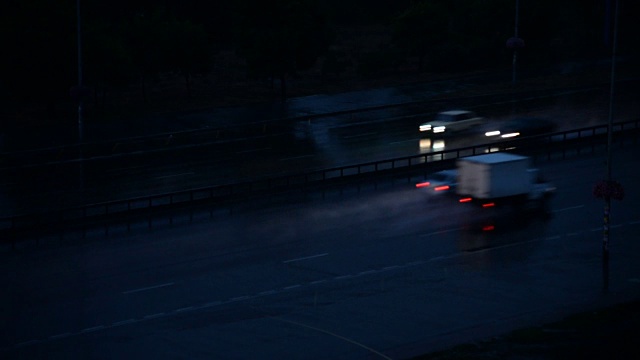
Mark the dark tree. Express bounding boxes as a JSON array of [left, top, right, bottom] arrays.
[[165, 19, 211, 97], [392, 0, 448, 71], [233, 0, 333, 100]]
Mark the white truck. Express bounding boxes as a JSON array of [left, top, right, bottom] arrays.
[[455, 153, 555, 214]]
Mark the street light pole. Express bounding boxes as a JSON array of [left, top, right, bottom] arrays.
[[512, 0, 520, 84], [603, 0, 620, 293], [76, 0, 83, 143]]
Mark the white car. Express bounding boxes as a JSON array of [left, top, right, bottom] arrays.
[[416, 169, 458, 194], [419, 110, 484, 135]]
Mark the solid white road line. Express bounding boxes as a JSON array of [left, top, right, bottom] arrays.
[[122, 282, 174, 294]]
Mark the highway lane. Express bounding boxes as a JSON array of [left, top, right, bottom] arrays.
[[2, 146, 639, 359], [3, 84, 638, 218]]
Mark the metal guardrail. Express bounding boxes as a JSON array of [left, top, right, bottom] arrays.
[[1, 118, 638, 246], [0, 84, 605, 168]]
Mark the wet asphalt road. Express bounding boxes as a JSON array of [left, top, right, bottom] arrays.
[[1, 142, 639, 359]]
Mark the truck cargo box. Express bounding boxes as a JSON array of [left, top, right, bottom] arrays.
[[456, 153, 533, 199]]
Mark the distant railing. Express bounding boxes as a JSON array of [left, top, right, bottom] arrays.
[[1, 118, 638, 246], [0, 85, 604, 167]]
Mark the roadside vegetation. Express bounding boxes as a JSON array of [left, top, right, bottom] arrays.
[[1, 0, 637, 128]]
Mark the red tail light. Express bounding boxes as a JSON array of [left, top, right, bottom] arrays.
[[459, 197, 472, 203], [434, 185, 450, 191], [416, 182, 430, 188], [482, 225, 495, 231], [482, 202, 495, 208]]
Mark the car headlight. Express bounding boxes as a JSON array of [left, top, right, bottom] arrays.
[[501, 132, 520, 138], [485, 130, 501, 137], [433, 126, 446, 133], [419, 124, 432, 132]]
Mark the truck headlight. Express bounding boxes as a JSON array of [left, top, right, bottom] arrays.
[[433, 126, 446, 133]]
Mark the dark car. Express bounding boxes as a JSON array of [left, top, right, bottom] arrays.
[[484, 117, 556, 139]]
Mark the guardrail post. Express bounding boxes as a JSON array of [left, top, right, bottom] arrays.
[[82, 207, 86, 239], [189, 191, 194, 222], [577, 132, 582, 155], [168, 195, 174, 225], [11, 219, 16, 250], [104, 204, 109, 236], [57, 211, 64, 242]]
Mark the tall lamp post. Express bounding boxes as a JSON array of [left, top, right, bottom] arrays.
[[76, 0, 83, 143], [603, 0, 621, 293], [506, 0, 524, 84]]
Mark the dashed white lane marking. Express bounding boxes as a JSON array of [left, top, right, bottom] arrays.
[[552, 205, 585, 213], [279, 154, 314, 161], [236, 147, 271, 154], [122, 282, 174, 294], [283, 253, 329, 264], [335, 275, 353, 280], [358, 270, 376, 276], [16, 340, 41, 347], [18, 221, 640, 350], [112, 319, 136, 327], [420, 229, 458, 237], [388, 139, 415, 145], [407, 261, 425, 266], [81, 325, 105, 333], [343, 132, 376, 139], [144, 313, 165, 320], [155, 172, 194, 180]]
